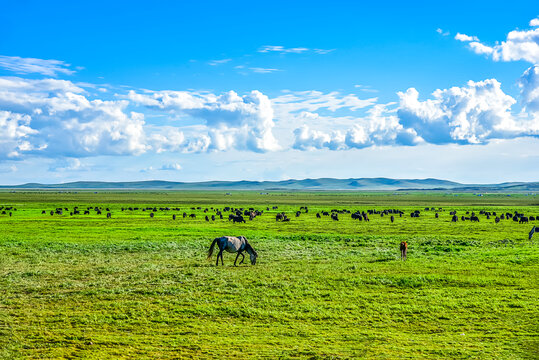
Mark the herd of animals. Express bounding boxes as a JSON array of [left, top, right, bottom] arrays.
[[1, 204, 538, 265]]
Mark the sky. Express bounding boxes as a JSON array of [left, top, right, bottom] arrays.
[[0, 0, 538, 184]]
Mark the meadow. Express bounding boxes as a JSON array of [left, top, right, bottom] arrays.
[[0, 191, 538, 359]]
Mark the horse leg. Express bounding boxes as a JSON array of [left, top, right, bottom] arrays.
[[216, 250, 223, 266], [234, 252, 241, 266], [220, 250, 225, 266], [239, 252, 245, 264]]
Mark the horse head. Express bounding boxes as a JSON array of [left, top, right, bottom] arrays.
[[242, 238, 258, 265]]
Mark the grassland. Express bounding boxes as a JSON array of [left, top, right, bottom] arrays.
[[0, 191, 538, 359]]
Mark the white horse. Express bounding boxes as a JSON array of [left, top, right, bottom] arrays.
[[207, 236, 258, 266]]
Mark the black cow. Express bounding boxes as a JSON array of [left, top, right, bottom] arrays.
[[231, 215, 246, 223]]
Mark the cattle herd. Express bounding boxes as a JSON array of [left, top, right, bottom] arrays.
[[0, 204, 536, 229]]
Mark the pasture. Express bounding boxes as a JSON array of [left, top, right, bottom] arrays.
[[0, 191, 538, 359]]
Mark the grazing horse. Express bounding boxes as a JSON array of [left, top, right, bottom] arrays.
[[207, 236, 258, 266], [400, 241, 408, 261]]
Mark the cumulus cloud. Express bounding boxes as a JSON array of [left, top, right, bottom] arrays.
[[48, 158, 86, 172], [127, 89, 280, 152], [0, 110, 38, 158], [455, 33, 478, 42], [519, 65, 539, 112], [398, 79, 538, 144], [0, 77, 147, 159], [292, 78, 539, 151], [455, 19, 539, 63], [159, 163, 182, 171], [292, 104, 420, 150], [0, 55, 75, 76]]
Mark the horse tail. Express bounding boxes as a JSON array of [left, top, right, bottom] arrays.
[[208, 238, 219, 260]]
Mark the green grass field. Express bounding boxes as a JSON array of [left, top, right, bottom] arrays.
[[0, 191, 538, 359]]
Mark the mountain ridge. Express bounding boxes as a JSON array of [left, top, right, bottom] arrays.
[[0, 178, 537, 191]]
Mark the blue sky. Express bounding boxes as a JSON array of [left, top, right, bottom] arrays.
[[0, 1, 538, 184]]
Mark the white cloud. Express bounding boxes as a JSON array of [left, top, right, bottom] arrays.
[[291, 78, 539, 151], [456, 19, 539, 63], [0, 77, 148, 159], [249, 67, 281, 74], [397, 79, 538, 144], [159, 163, 182, 171], [436, 28, 450, 36], [0, 164, 17, 173], [48, 158, 86, 172], [258, 45, 333, 55], [208, 59, 232, 66], [258, 45, 309, 54], [0, 110, 38, 158], [519, 65, 539, 113], [313, 49, 335, 54], [455, 33, 479, 42], [292, 104, 420, 150], [354, 85, 379, 93], [127, 89, 280, 152], [272, 90, 378, 115], [0, 55, 75, 76]]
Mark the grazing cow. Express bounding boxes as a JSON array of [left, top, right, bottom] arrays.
[[231, 215, 246, 223], [470, 215, 480, 222], [495, 217, 500, 223], [520, 216, 529, 224], [212, 215, 215, 221], [331, 213, 339, 221], [276, 213, 285, 221], [435, 213, 439, 219], [400, 242, 408, 260], [316, 213, 321, 218], [205, 215, 209, 222], [150, 213, 154, 218], [189, 214, 196, 219], [390, 215, 394, 223], [451, 215, 458, 222], [172, 214, 176, 220], [41, 210, 46, 214], [106, 213, 111, 219]]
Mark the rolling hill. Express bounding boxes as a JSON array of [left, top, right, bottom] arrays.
[[1, 178, 538, 191]]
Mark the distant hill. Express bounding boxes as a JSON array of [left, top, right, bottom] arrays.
[[1, 178, 538, 192]]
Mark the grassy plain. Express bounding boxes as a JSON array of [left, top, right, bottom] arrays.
[[0, 191, 538, 359]]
